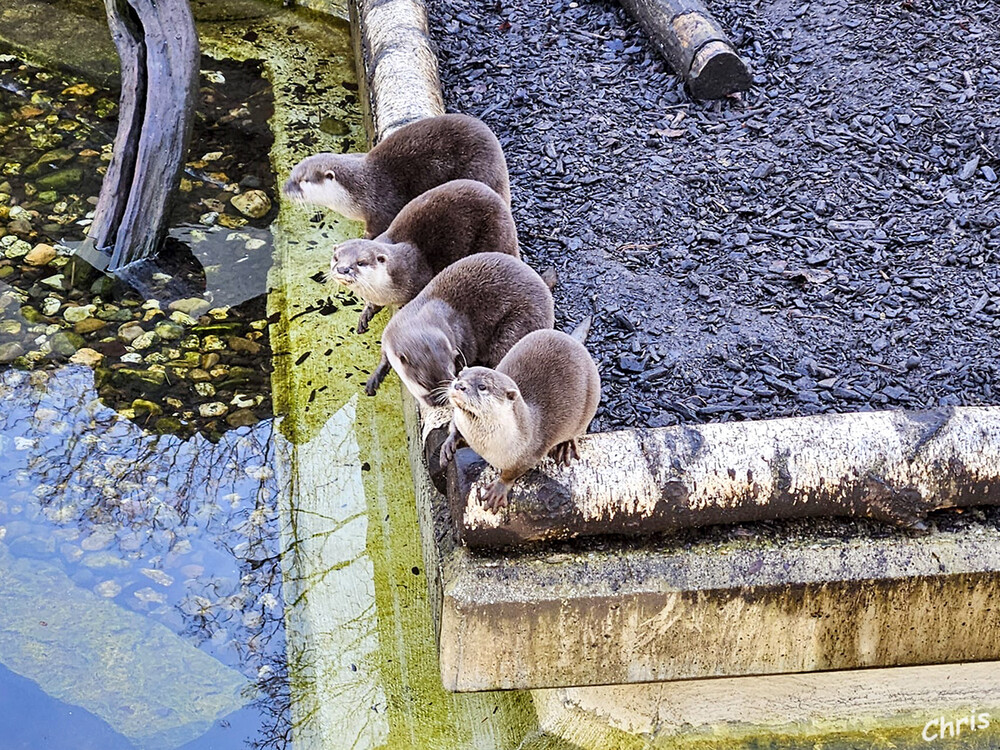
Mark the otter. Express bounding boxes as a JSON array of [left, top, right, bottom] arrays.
[[283, 114, 511, 237], [439, 329, 601, 511], [328, 179, 520, 333], [364, 252, 553, 407]]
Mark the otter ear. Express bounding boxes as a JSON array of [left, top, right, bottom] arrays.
[[324, 171, 335, 181], [505, 388, 517, 401], [376, 254, 387, 264]]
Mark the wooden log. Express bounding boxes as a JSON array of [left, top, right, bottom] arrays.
[[350, 0, 445, 144], [618, 0, 751, 99], [82, 0, 199, 272], [448, 406, 1000, 548]]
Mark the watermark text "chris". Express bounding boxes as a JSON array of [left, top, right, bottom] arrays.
[[923, 712, 990, 742]]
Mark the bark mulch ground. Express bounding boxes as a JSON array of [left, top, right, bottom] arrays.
[[426, 0, 1000, 433]]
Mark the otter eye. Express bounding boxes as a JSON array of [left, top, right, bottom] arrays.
[[357, 259, 368, 267], [477, 383, 488, 393], [324, 171, 335, 181], [398, 353, 407, 365]]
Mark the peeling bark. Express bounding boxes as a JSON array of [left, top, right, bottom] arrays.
[[618, 0, 751, 99], [448, 407, 1000, 547], [81, 0, 199, 272]]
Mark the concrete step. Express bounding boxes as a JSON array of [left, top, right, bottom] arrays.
[[403, 390, 1000, 692]]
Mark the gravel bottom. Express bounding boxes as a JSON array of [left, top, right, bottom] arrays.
[[426, 0, 1000, 432], [0, 56, 277, 441]]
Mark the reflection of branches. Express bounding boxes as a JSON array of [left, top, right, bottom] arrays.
[[0, 367, 293, 750]]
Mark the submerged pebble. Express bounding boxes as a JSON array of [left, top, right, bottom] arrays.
[[230, 189, 271, 219], [24, 242, 56, 265], [198, 401, 228, 417], [94, 580, 122, 598]]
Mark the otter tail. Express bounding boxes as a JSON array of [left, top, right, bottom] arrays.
[[570, 315, 592, 344]]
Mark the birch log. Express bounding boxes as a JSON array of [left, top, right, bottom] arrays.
[[448, 406, 1000, 548], [350, 0, 445, 144], [80, 0, 199, 272], [618, 0, 751, 99]]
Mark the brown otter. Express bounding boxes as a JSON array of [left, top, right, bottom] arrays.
[[364, 252, 554, 407], [282, 114, 511, 237], [328, 179, 520, 333], [439, 329, 601, 511]]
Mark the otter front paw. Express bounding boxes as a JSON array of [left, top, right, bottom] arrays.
[[480, 479, 510, 512], [439, 432, 459, 467], [356, 303, 383, 335], [365, 355, 391, 396], [548, 439, 579, 466]]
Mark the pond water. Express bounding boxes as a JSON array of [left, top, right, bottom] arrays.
[[0, 51, 291, 750], [0, 6, 544, 749]]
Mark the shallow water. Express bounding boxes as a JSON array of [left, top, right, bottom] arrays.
[[0, 367, 289, 750], [0, 51, 292, 750]]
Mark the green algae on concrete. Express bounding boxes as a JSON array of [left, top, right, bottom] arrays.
[[0, 541, 249, 750], [542, 663, 1000, 749]]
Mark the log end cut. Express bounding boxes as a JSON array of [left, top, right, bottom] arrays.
[[688, 40, 752, 99]]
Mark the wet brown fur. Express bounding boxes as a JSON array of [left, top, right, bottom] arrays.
[[331, 179, 520, 331], [441, 329, 600, 509]]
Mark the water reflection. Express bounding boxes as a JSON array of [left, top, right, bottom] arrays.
[[275, 396, 389, 750], [0, 365, 291, 749]]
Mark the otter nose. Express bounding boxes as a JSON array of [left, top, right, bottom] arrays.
[[336, 265, 352, 276], [453, 381, 467, 392]]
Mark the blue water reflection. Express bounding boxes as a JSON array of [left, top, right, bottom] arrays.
[[0, 366, 291, 750]]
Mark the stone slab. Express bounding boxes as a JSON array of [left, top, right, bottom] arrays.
[[0, 541, 248, 750], [537, 661, 1000, 748], [422, 440, 1000, 692]]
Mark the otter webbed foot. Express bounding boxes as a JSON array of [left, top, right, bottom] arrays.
[[365, 353, 391, 396], [480, 478, 510, 512], [356, 303, 383, 335], [548, 439, 579, 467]]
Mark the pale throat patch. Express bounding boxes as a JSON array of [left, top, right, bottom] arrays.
[[298, 178, 365, 220], [354, 262, 397, 306], [385, 346, 431, 403], [454, 399, 524, 469]]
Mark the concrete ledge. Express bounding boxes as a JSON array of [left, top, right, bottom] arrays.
[[539, 661, 1000, 748], [435, 499, 1000, 691]]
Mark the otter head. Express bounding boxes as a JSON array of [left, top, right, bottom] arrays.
[[448, 367, 520, 419], [384, 325, 463, 408], [328, 239, 397, 305], [282, 154, 365, 220]]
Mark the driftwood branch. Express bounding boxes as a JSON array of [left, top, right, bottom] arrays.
[[618, 0, 751, 99], [80, 0, 199, 272], [448, 406, 1000, 547]]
